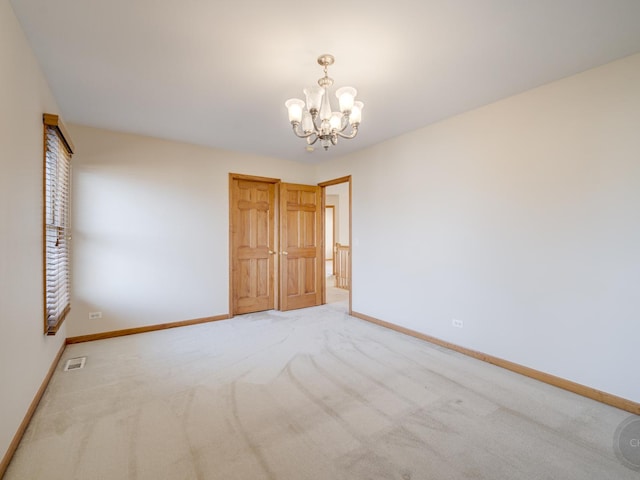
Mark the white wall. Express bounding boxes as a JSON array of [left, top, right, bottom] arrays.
[[0, 0, 67, 463], [316, 53, 640, 403], [67, 125, 315, 337], [325, 183, 350, 245], [324, 196, 337, 258]]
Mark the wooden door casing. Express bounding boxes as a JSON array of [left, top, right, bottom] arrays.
[[279, 183, 323, 311], [230, 177, 276, 315]]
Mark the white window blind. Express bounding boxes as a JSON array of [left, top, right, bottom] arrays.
[[43, 114, 74, 335]]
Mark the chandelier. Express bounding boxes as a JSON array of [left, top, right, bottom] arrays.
[[285, 54, 363, 151]]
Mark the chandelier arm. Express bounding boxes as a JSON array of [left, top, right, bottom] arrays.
[[307, 135, 320, 146], [291, 122, 315, 139], [311, 113, 320, 136], [335, 125, 359, 140]]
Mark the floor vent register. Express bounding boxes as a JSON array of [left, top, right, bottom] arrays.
[[63, 356, 87, 371]]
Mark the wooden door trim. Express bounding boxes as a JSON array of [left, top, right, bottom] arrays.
[[229, 173, 280, 317], [321, 192, 327, 304], [318, 175, 351, 187], [230, 173, 280, 183]]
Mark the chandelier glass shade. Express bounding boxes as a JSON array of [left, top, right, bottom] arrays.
[[285, 54, 363, 151]]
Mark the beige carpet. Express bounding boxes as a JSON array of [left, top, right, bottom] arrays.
[[5, 304, 635, 479], [326, 275, 349, 305]]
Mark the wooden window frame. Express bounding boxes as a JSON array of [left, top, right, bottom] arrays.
[[43, 114, 74, 335]]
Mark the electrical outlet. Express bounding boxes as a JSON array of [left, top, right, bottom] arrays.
[[452, 318, 463, 328], [89, 312, 102, 320]]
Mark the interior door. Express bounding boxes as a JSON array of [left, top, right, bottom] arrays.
[[230, 177, 276, 314], [279, 183, 323, 311]]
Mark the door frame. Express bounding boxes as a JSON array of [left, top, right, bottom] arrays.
[[318, 175, 352, 315]]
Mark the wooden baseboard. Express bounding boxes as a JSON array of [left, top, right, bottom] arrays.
[[65, 314, 230, 344], [351, 311, 640, 415], [0, 341, 66, 478]]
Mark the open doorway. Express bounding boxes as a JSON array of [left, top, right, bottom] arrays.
[[321, 177, 351, 312]]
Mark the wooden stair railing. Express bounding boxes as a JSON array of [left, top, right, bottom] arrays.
[[335, 243, 350, 290]]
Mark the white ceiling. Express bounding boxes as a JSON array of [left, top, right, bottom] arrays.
[[10, 0, 640, 163]]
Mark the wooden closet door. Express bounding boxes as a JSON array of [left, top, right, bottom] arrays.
[[231, 178, 276, 314], [279, 183, 323, 311]]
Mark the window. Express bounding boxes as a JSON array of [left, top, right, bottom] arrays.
[[43, 114, 74, 335]]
